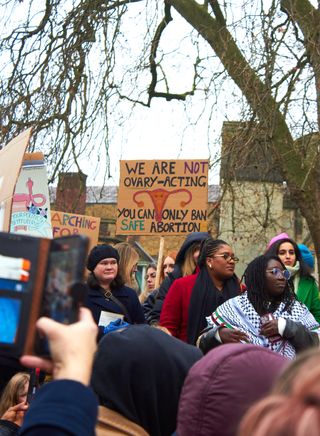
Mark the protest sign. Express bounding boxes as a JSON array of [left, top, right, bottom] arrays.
[[51, 210, 100, 250], [11, 152, 53, 238], [0, 128, 32, 231], [116, 159, 209, 235]]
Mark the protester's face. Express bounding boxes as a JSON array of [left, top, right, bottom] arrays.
[[94, 258, 118, 284], [145, 267, 156, 291], [18, 381, 29, 404], [265, 259, 287, 298], [277, 242, 296, 267], [207, 244, 236, 279], [163, 256, 175, 277]]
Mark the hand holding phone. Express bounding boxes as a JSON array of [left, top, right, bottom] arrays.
[[21, 308, 98, 386], [35, 236, 89, 356], [0, 402, 29, 426]]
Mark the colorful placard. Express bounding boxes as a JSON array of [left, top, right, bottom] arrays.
[[11, 153, 52, 238], [51, 210, 100, 250], [0, 128, 32, 231], [116, 160, 209, 235]]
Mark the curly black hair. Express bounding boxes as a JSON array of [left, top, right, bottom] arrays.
[[243, 254, 296, 315]]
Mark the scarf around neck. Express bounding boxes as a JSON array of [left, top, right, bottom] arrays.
[[207, 292, 320, 359], [286, 261, 300, 277], [286, 261, 300, 294], [187, 268, 240, 345]]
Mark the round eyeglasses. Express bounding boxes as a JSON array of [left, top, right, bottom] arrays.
[[266, 267, 291, 280]]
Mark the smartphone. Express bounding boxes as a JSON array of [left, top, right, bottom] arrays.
[[35, 235, 89, 356], [26, 368, 40, 404], [0, 233, 89, 358], [0, 232, 42, 358]]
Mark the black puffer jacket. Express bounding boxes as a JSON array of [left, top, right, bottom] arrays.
[[147, 232, 209, 324]]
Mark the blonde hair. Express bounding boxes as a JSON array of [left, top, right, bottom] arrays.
[[0, 372, 30, 416], [181, 243, 199, 277], [239, 356, 320, 436], [114, 242, 139, 289], [273, 348, 320, 396]]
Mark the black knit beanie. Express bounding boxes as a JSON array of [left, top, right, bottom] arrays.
[[87, 244, 120, 271]]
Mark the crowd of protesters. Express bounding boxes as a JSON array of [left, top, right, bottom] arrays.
[[1, 231, 320, 435]]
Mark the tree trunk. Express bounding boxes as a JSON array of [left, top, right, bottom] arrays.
[[168, 0, 320, 270]]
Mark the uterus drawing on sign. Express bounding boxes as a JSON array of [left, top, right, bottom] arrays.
[[12, 177, 46, 214], [133, 189, 192, 223]]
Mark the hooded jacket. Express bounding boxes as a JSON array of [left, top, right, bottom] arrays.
[[91, 324, 202, 436], [177, 343, 288, 436]]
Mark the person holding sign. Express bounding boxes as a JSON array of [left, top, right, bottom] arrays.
[[85, 245, 145, 339], [160, 237, 242, 344]]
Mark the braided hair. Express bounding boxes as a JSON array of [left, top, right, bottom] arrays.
[[187, 237, 240, 344], [197, 238, 229, 267], [243, 254, 295, 315]]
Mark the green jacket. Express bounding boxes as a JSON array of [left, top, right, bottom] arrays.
[[296, 276, 320, 323]]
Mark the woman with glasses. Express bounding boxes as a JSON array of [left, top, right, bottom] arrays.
[[265, 233, 320, 323], [199, 254, 320, 358], [160, 237, 242, 344], [147, 232, 209, 325]]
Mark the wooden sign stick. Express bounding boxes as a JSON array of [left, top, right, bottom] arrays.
[[155, 236, 165, 289]]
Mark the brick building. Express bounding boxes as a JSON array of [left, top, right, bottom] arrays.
[[50, 121, 313, 276]]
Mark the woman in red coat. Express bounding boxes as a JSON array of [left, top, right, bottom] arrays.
[[160, 237, 242, 344]]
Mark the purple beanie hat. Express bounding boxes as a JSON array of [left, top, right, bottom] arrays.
[[267, 232, 290, 250]]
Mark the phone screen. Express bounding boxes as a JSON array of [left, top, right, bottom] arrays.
[[42, 244, 80, 323], [36, 236, 88, 355], [0, 297, 21, 344]]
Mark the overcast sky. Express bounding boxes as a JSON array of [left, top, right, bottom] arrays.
[[78, 4, 231, 188], [3, 1, 242, 188]]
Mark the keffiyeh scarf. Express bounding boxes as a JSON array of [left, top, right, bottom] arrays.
[[207, 293, 320, 359]]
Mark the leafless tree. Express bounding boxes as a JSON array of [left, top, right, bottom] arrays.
[[1, 0, 320, 264], [166, 0, 320, 266]]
